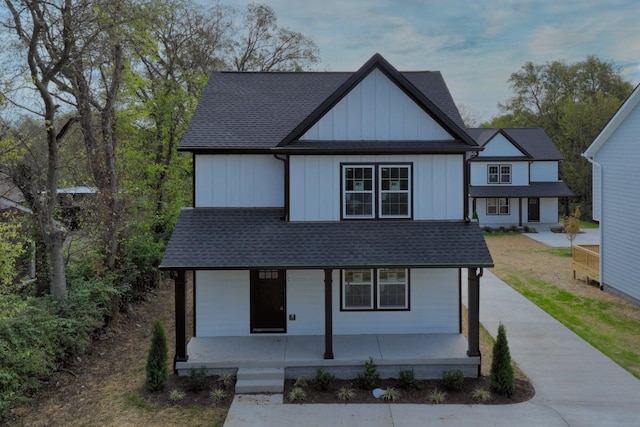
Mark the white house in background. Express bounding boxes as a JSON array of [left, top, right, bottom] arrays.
[[583, 84, 640, 305], [160, 54, 493, 383], [466, 128, 573, 226]]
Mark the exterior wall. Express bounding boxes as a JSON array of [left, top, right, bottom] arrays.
[[592, 163, 601, 221], [195, 154, 284, 207], [289, 154, 463, 221], [538, 198, 558, 223], [472, 197, 558, 225], [594, 100, 640, 302], [477, 133, 525, 157], [195, 268, 460, 337], [469, 161, 528, 186], [530, 161, 558, 181], [300, 69, 452, 141]]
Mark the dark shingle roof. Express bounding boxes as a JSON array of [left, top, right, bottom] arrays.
[[179, 55, 471, 151], [469, 182, 573, 198], [467, 128, 564, 161], [160, 208, 494, 270]]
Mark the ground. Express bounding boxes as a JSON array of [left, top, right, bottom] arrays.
[[7, 233, 624, 424]]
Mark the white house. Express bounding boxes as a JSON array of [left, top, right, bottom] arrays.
[[160, 54, 493, 383], [583, 84, 640, 305], [467, 128, 573, 227]]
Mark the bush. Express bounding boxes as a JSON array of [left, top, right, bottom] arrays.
[[427, 388, 446, 404], [188, 366, 208, 391], [399, 368, 419, 390], [441, 369, 465, 392], [336, 386, 356, 401], [145, 320, 169, 392], [169, 389, 185, 403], [380, 387, 400, 402], [210, 388, 227, 403], [490, 323, 515, 396], [358, 357, 379, 389], [288, 387, 307, 402], [472, 387, 492, 403], [314, 368, 336, 391]]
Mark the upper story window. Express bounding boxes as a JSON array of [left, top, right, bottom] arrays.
[[488, 164, 511, 184], [342, 164, 412, 219]]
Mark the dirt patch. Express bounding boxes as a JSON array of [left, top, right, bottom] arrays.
[[283, 377, 534, 405]]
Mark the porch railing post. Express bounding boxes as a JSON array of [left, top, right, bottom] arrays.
[[467, 268, 481, 360], [174, 269, 188, 372], [324, 268, 334, 359]]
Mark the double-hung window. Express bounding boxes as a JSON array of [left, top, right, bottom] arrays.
[[488, 164, 511, 184], [487, 197, 509, 215], [342, 268, 409, 310], [343, 164, 412, 219]]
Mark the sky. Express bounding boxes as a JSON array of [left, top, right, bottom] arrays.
[[222, 0, 640, 122]]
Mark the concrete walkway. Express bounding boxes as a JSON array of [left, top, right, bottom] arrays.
[[223, 269, 640, 426], [524, 227, 600, 247]]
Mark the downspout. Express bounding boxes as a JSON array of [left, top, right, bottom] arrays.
[[274, 154, 289, 221], [584, 156, 603, 290]]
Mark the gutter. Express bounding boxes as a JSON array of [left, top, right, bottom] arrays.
[[583, 155, 603, 290]]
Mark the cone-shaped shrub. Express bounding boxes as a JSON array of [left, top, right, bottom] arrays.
[[146, 320, 169, 391], [490, 323, 514, 396]]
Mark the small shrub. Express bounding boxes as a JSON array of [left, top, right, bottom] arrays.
[[293, 377, 308, 388], [441, 369, 465, 392], [509, 225, 518, 232], [314, 368, 336, 391], [399, 368, 419, 390], [209, 388, 227, 403], [482, 226, 492, 233], [288, 387, 307, 402], [427, 388, 446, 404], [188, 366, 208, 391], [336, 386, 356, 401], [358, 357, 379, 389], [472, 211, 479, 220], [499, 226, 506, 233], [145, 320, 168, 392], [523, 226, 530, 233], [380, 387, 400, 402], [490, 323, 515, 396], [169, 389, 185, 403], [472, 387, 492, 403], [216, 373, 236, 390]]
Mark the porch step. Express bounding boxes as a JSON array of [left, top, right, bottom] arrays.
[[235, 367, 284, 393]]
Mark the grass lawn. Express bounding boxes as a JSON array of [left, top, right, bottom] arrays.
[[580, 220, 600, 229], [485, 233, 640, 380]]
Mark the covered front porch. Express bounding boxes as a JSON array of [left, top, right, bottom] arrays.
[[175, 333, 479, 379]]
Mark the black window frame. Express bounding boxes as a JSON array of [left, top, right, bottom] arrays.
[[486, 197, 510, 215], [487, 164, 511, 184], [340, 268, 410, 311]]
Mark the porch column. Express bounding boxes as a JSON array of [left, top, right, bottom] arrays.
[[324, 268, 334, 359], [174, 269, 188, 371], [467, 268, 481, 359], [518, 197, 523, 227]]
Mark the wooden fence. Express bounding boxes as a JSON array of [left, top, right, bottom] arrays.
[[572, 244, 600, 284]]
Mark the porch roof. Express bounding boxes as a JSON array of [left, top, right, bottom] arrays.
[[160, 208, 494, 270], [469, 181, 573, 198]]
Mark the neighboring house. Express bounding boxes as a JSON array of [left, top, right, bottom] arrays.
[[467, 128, 573, 226], [160, 54, 493, 380], [583, 84, 640, 305]]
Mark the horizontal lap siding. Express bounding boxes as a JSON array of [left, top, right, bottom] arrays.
[[597, 103, 640, 301]]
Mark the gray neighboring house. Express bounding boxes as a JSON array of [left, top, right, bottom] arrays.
[[583, 84, 640, 305], [467, 128, 573, 227], [160, 54, 493, 378]]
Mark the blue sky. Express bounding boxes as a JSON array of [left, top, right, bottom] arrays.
[[223, 0, 640, 122]]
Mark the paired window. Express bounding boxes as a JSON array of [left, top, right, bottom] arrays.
[[488, 164, 511, 184], [342, 164, 412, 219], [342, 268, 409, 310], [487, 198, 510, 215]]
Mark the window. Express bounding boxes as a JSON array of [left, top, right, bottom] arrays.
[[487, 198, 509, 215], [342, 268, 409, 310], [488, 164, 511, 184], [342, 164, 412, 219]]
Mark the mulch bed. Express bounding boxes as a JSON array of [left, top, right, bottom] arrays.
[[139, 375, 235, 408]]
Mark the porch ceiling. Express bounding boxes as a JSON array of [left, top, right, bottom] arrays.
[[160, 208, 494, 270]]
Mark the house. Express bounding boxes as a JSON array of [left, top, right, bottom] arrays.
[[160, 54, 494, 384], [466, 128, 573, 227], [583, 84, 640, 305]]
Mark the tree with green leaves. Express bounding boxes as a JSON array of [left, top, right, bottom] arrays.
[[145, 320, 168, 392], [565, 206, 581, 253], [490, 323, 514, 396], [486, 56, 634, 217]]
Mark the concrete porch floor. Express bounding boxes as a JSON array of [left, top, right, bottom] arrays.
[[175, 334, 479, 379]]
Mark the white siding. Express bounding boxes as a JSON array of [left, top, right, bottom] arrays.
[[470, 161, 528, 186], [196, 271, 250, 336], [530, 161, 558, 182], [537, 198, 558, 223], [195, 155, 284, 207], [478, 134, 525, 157], [286, 270, 325, 335], [300, 69, 453, 141], [289, 154, 463, 221], [474, 198, 520, 225], [595, 101, 640, 302], [592, 163, 601, 221]]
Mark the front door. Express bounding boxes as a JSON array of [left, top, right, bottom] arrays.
[[528, 198, 540, 222], [250, 269, 286, 333]]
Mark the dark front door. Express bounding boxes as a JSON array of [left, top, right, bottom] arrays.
[[251, 269, 286, 333], [528, 198, 540, 222]]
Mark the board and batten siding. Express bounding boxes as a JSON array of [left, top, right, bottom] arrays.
[[469, 161, 528, 186], [289, 154, 463, 221], [195, 154, 284, 207], [595, 100, 640, 302], [530, 161, 558, 182], [195, 269, 460, 337], [300, 69, 453, 141], [477, 134, 525, 157]]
